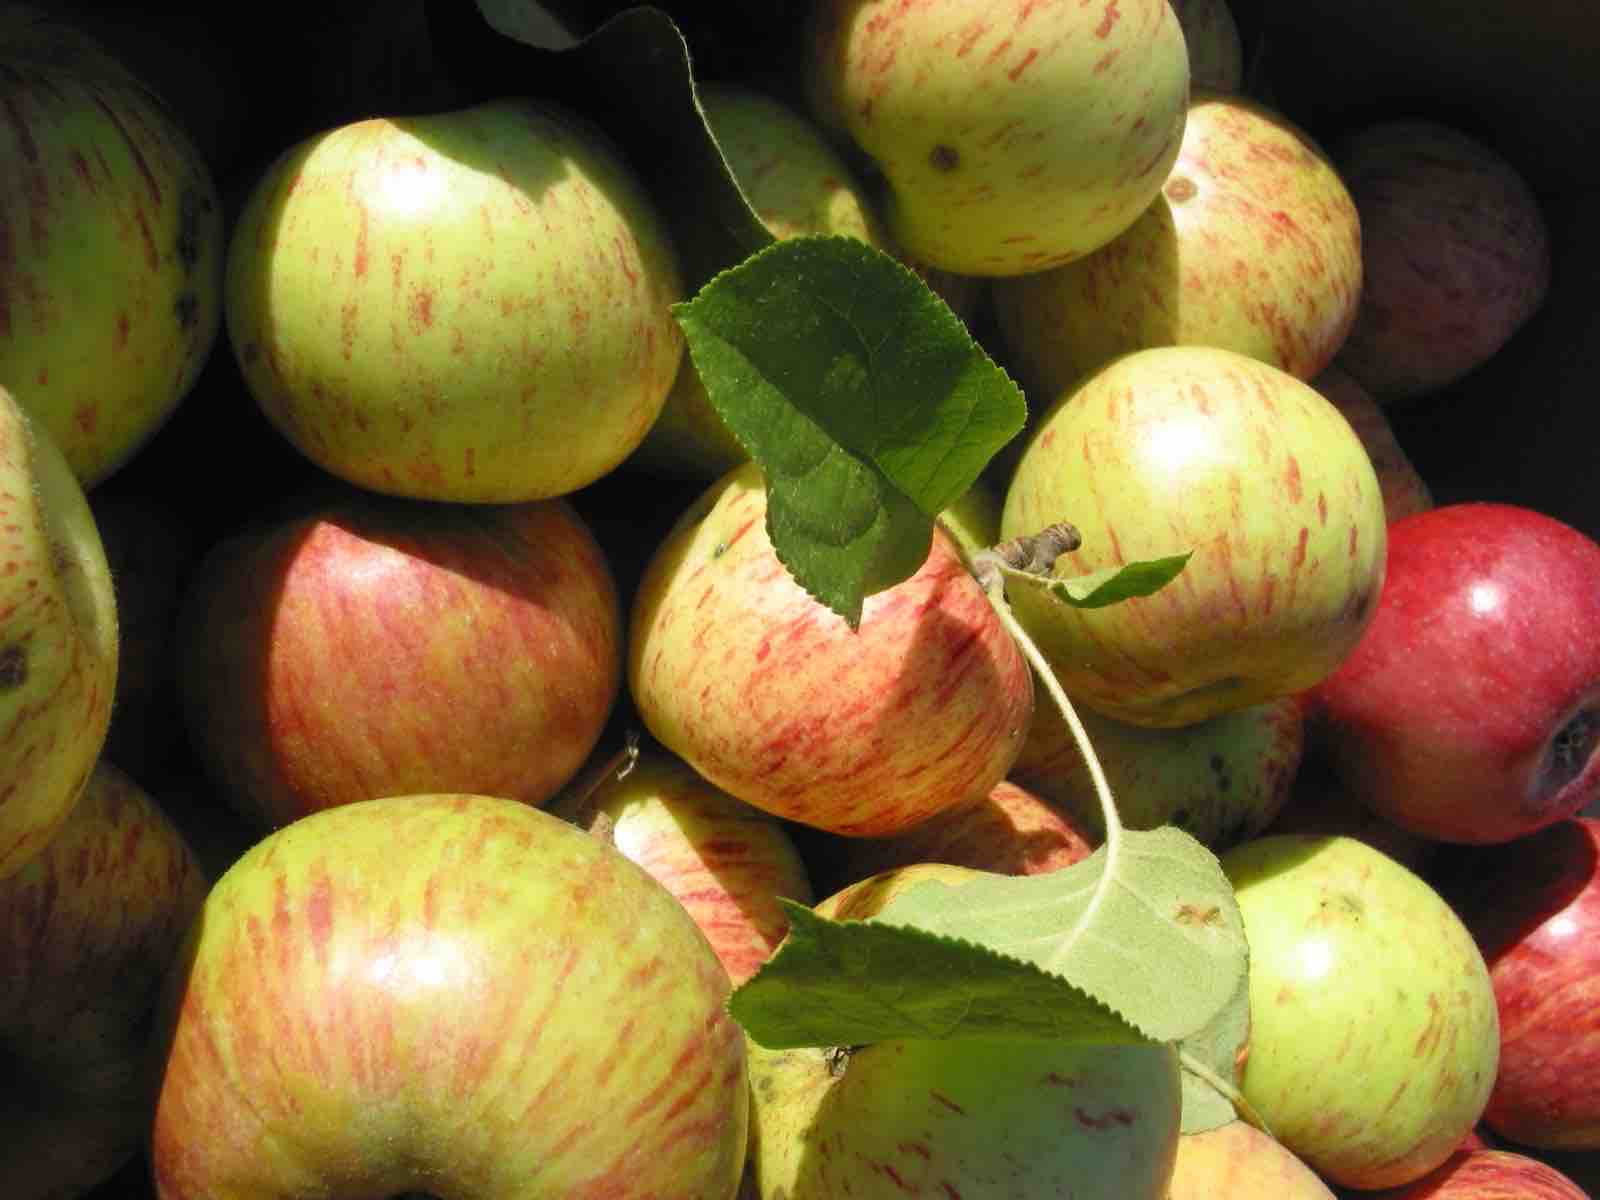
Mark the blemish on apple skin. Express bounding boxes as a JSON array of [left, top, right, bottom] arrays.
[[929, 144, 961, 172], [1075, 1105, 1135, 1130], [0, 643, 26, 689], [930, 1090, 966, 1115]]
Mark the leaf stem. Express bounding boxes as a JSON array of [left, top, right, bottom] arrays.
[[1179, 1049, 1274, 1136]]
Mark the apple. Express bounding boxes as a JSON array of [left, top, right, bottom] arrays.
[[1000, 345, 1388, 727], [225, 96, 685, 503], [176, 486, 622, 831], [89, 486, 198, 783], [1308, 502, 1600, 844], [1357, 1148, 1592, 1199], [1, 760, 207, 1200], [148, 792, 750, 1198], [1330, 118, 1552, 403], [817, 778, 1095, 896], [1313, 365, 1434, 524], [990, 90, 1362, 397], [0, 386, 118, 880], [552, 744, 815, 986], [632, 80, 892, 482], [0, 5, 224, 487], [801, 0, 1191, 276], [1440, 817, 1600, 1150], [1010, 693, 1304, 851], [1167, 1119, 1336, 1199], [1169, 0, 1245, 92], [1221, 834, 1501, 1191], [629, 461, 1034, 837], [743, 863, 1182, 1199]]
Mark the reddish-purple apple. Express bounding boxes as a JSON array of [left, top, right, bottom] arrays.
[[1358, 1148, 1591, 1199], [1309, 503, 1600, 843], [1442, 817, 1600, 1149]]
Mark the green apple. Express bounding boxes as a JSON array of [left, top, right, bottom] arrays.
[[1000, 345, 1388, 727], [1220, 834, 1500, 1191], [1011, 694, 1305, 851], [633, 81, 892, 481], [628, 461, 1033, 837], [0, 4, 224, 487], [744, 864, 1182, 1199], [0, 385, 117, 880], [225, 97, 684, 503], [802, 0, 1191, 276], [991, 91, 1362, 398], [553, 745, 814, 986], [1, 760, 208, 1200], [149, 792, 750, 1198]]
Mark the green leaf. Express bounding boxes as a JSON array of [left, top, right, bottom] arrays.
[[1002, 552, 1192, 609], [674, 235, 1028, 625], [731, 826, 1248, 1060], [729, 901, 1145, 1050], [1177, 966, 1253, 1134]]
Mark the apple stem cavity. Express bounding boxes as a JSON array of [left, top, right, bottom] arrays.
[[1543, 699, 1600, 799], [551, 730, 642, 843]]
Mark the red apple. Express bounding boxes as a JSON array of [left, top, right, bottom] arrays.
[[628, 462, 1034, 837], [177, 488, 622, 830], [1441, 818, 1600, 1149], [1, 761, 207, 1200], [1331, 119, 1551, 404], [551, 744, 815, 986], [1309, 503, 1600, 843], [1357, 1148, 1591, 1199]]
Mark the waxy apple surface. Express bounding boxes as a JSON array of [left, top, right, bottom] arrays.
[[992, 90, 1362, 395], [226, 97, 684, 502], [1167, 1119, 1335, 1199], [0, 387, 118, 880], [177, 489, 621, 830], [803, 0, 1191, 276], [629, 462, 1033, 837], [149, 793, 749, 1199], [1360, 1147, 1592, 1199], [1444, 817, 1600, 1149], [1309, 503, 1600, 844], [0, 6, 224, 487], [1001, 345, 1388, 727], [1222, 834, 1500, 1190]]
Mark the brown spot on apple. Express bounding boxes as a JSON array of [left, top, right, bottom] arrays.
[[1164, 175, 1198, 203], [929, 144, 961, 172], [0, 642, 25, 689]]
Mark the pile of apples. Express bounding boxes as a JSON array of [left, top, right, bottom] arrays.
[[4, 0, 1600, 1197]]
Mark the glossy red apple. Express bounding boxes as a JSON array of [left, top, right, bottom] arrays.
[[1441, 817, 1600, 1150], [177, 487, 622, 830], [1359, 1148, 1591, 1199], [1309, 503, 1600, 844]]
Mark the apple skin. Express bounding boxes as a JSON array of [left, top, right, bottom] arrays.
[[1440, 818, 1600, 1150], [628, 461, 1034, 838], [1000, 345, 1388, 727], [1168, 1119, 1336, 1199], [0, 6, 224, 488], [1307, 502, 1600, 844], [1010, 693, 1305, 851], [176, 488, 622, 831], [552, 745, 815, 986], [148, 792, 749, 1199], [225, 97, 684, 503], [0, 386, 119, 880], [1, 760, 207, 1200], [802, 0, 1191, 276], [1356, 1148, 1592, 1200], [1221, 834, 1501, 1191], [991, 90, 1362, 397], [1331, 119, 1551, 403], [743, 864, 1182, 1200], [1313, 365, 1434, 524], [816, 778, 1095, 897]]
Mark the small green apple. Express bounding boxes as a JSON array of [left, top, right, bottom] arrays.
[[1000, 345, 1388, 727], [0, 5, 224, 487], [226, 97, 684, 503], [1220, 834, 1500, 1190], [0, 385, 117, 880], [803, 0, 1191, 276]]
